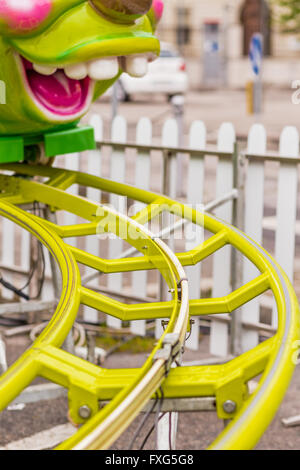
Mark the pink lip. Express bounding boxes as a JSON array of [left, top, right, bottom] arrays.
[[21, 57, 92, 117]]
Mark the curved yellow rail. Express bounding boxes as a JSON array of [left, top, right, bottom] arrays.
[[0, 163, 298, 450]]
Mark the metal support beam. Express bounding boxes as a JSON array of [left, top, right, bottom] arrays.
[[10, 383, 216, 414], [0, 334, 7, 375], [43, 207, 74, 355], [0, 300, 55, 316], [230, 142, 244, 356]]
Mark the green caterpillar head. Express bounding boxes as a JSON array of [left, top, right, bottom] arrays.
[[0, 0, 164, 135]]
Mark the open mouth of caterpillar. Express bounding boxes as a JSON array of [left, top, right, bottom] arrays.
[[17, 52, 152, 120]]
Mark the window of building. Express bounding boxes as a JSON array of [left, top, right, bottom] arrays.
[[176, 7, 191, 47]]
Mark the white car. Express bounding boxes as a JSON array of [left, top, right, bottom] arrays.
[[117, 42, 189, 101]]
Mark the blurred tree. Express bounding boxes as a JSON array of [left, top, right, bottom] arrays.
[[240, 0, 272, 55], [277, 0, 300, 33]]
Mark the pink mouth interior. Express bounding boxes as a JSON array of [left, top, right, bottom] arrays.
[[22, 58, 91, 116]]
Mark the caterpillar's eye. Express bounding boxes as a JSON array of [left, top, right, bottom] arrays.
[[0, 0, 52, 33], [90, 0, 153, 23]]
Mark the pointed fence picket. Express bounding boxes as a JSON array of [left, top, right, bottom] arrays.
[[185, 121, 206, 351], [1, 218, 16, 300], [275, 126, 299, 282], [107, 116, 127, 329], [155, 118, 179, 341], [241, 124, 267, 352], [62, 152, 81, 247], [130, 118, 152, 336], [209, 123, 236, 357], [83, 114, 104, 323], [41, 150, 81, 302], [241, 125, 300, 346], [271, 127, 299, 328], [156, 118, 180, 450], [20, 229, 31, 297]]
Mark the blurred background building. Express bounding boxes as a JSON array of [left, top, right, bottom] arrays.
[[156, 0, 300, 88]]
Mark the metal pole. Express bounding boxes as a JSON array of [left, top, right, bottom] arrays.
[[222, 4, 230, 87], [28, 233, 43, 324], [111, 81, 119, 123], [0, 333, 7, 375], [87, 331, 96, 364], [159, 150, 172, 303], [43, 208, 62, 300], [254, 75, 263, 115], [171, 95, 185, 198], [254, 0, 264, 116], [230, 142, 244, 356], [43, 207, 74, 354]]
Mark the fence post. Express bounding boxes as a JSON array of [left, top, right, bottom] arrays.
[[272, 126, 299, 328], [156, 119, 179, 451], [162, 119, 178, 202], [230, 141, 244, 356], [185, 121, 206, 351], [45, 148, 81, 306], [241, 124, 266, 352], [171, 94, 185, 197], [156, 119, 179, 339], [0, 334, 7, 375], [210, 122, 236, 357], [62, 151, 80, 247], [107, 116, 127, 329], [275, 126, 299, 280], [83, 114, 103, 323], [1, 218, 15, 300], [20, 228, 30, 299]]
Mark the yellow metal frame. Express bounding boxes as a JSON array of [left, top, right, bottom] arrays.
[[0, 162, 298, 450]]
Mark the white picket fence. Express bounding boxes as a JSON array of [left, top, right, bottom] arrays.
[[0, 114, 299, 359]]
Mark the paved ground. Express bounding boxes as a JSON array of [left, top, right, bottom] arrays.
[[1, 333, 300, 450]]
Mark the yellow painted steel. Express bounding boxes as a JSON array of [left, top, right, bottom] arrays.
[[0, 162, 298, 450]]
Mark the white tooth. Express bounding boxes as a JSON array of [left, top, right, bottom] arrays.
[[65, 63, 88, 80], [33, 63, 57, 76], [125, 56, 148, 78], [88, 58, 119, 81]]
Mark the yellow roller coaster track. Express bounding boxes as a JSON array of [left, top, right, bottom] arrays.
[[0, 162, 299, 450]]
